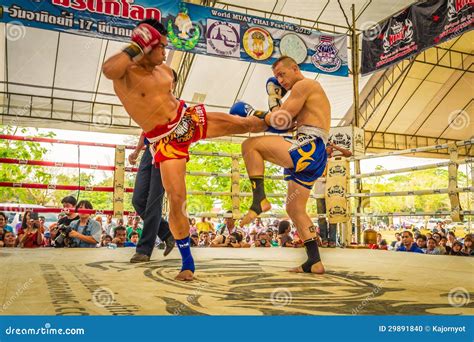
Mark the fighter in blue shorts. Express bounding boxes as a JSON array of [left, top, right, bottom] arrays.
[[237, 56, 331, 274]]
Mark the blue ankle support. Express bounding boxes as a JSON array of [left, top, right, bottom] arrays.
[[176, 236, 195, 273]]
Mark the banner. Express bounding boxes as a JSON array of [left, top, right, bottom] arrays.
[[0, 1, 348, 76], [167, 3, 349, 76], [361, 0, 474, 74], [0, 0, 179, 41]]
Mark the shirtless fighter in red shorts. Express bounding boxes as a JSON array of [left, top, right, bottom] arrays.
[[103, 19, 266, 281]]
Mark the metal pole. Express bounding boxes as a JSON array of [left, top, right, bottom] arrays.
[[231, 155, 241, 219], [351, 4, 363, 243], [113, 145, 125, 220]]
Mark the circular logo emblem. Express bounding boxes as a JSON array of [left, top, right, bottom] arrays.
[[243, 27, 273, 61], [206, 20, 240, 57], [279, 34, 307, 64]]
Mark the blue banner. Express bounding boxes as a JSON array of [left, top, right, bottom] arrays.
[[0, 316, 472, 341], [168, 3, 348, 76], [0, 0, 179, 41], [0, 1, 348, 76]]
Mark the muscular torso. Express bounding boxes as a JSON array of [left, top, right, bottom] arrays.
[[113, 64, 179, 132], [293, 79, 331, 132]]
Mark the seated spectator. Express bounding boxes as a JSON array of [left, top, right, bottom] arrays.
[[292, 231, 304, 248], [49, 196, 80, 243], [370, 233, 387, 250], [17, 211, 43, 248], [439, 236, 451, 254], [432, 233, 446, 254], [38, 216, 47, 234], [43, 231, 52, 247], [416, 234, 427, 252], [446, 231, 457, 248], [0, 212, 14, 234], [112, 226, 127, 247], [449, 241, 464, 256], [95, 215, 104, 232], [267, 228, 279, 247], [196, 217, 213, 235], [278, 220, 294, 247], [127, 216, 143, 240], [251, 217, 264, 232], [218, 211, 238, 236], [104, 214, 116, 236], [254, 231, 271, 247], [425, 238, 441, 255], [101, 234, 113, 247], [378, 239, 388, 250], [461, 235, 473, 256], [126, 215, 134, 227], [3, 231, 16, 247], [189, 218, 197, 235], [396, 231, 424, 253], [199, 232, 211, 247], [390, 232, 402, 250], [210, 232, 250, 248], [124, 231, 139, 247], [68, 200, 101, 248], [190, 233, 199, 247]]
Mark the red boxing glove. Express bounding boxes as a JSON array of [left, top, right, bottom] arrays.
[[124, 23, 162, 60]]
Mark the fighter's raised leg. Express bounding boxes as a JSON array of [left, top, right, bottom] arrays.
[[240, 136, 293, 226], [205, 111, 266, 138]]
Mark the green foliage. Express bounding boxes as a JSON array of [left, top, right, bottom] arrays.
[[1, 126, 471, 217], [0, 126, 55, 205]]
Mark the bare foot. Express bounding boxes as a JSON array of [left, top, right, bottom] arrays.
[[288, 262, 325, 274], [175, 270, 194, 281], [240, 199, 271, 227]]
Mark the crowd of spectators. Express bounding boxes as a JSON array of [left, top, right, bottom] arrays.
[[0, 197, 472, 257], [368, 224, 473, 256]]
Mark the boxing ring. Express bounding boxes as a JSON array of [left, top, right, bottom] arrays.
[[0, 134, 473, 233], [0, 134, 473, 315]]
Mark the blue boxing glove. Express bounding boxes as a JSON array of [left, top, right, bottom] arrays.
[[229, 101, 288, 134], [266, 77, 287, 111], [229, 101, 256, 117]]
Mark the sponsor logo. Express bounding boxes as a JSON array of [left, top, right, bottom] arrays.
[[206, 19, 240, 57], [279, 33, 307, 64], [167, 4, 200, 50], [382, 19, 414, 53], [327, 185, 345, 197], [329, 206, 347, 217], [329, 133, 351, 150], [243, 27, 273, 61], [311, 36, 341, 73], [328, 165, 347, 177]]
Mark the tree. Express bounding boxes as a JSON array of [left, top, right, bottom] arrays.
[[0, 125, 56, 205]]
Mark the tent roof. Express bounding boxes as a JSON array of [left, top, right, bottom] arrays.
[[2, 0, 471, 151]]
